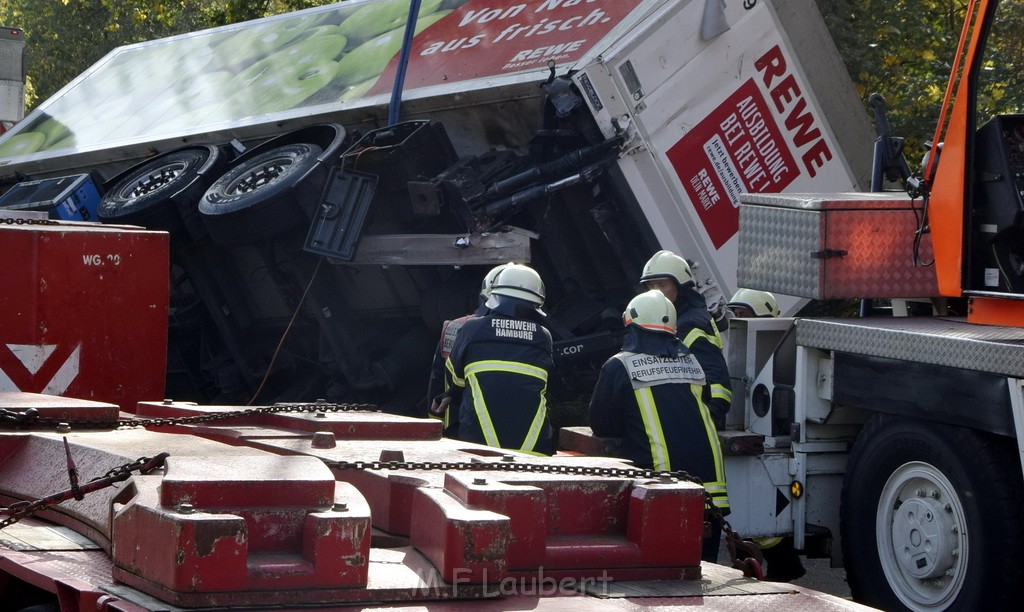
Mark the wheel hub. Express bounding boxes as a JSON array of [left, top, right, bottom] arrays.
[[229, 158, 292, 194], [877, 461, 968, 609], [129, 162, 187, 198], [890, 494, 958, 580]]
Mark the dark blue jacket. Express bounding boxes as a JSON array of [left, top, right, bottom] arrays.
[[589, 327, 728, 509], [445, 298, 554, 455], [676, 286, 732, 423]]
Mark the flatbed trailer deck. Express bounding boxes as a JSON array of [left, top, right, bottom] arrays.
[[0, 392, 875, 611]]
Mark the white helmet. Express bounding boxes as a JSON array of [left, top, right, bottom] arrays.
[[728, 288, 780, 318], [639, 250, 694, 287], [480, 263, 510, 298], [490, 263, 545, 307], [623, 290, 677, 335]]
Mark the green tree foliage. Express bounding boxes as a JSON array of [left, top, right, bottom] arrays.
[[818, 0, 1024, 160], [976, 2, 1024, 118], [0, 0, 340, 109]]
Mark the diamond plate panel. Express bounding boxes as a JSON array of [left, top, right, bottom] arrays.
[[0, 523, 101, 551], [743, 192, 914, 210], [822, 208, 937, 298], [738, 205, 821, 296], [796, 317, 1024, 377], [738, 194, 937, 299], [0, 547, 114, 590]]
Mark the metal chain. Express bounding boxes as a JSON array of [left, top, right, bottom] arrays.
[[0, 453, 168, 530], [0, 501, 37, 529], [0, 217, 60, 226], [0, 401, 380, 430], [91, 454, 167, 483], [323, 457, 695, 481], [323, 457, 761, 578]]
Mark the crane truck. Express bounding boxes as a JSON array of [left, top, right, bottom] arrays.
[[711, 0, 1024, 610], [3, 0, 1007, 610]]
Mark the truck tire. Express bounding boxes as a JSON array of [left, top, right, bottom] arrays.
[[199, 143, 324, 244], [98, 146, 222, 233], [841, 414, 1024, 611]]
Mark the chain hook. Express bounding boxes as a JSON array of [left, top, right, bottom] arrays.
[[62, 436, 84, 501]]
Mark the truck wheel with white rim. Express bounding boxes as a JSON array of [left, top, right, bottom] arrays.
[[841, 414, 1024, 611], [99, 145, 225, 234], [199, 142, 324, 244]]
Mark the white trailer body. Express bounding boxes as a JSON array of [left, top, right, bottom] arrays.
[[0, 0, 871, 304], [572, 0, 872, 310]]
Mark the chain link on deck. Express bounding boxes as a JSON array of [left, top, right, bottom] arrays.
[[0, 401, 380, 431], [0, 453, 169, 529], [0, 217, 60, 226], [324, 456, 764, 578]]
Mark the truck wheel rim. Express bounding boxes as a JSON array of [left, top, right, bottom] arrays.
[[125, 161, 189, 199], [877, 461, 968, 610], [225, 155, 295, 195]]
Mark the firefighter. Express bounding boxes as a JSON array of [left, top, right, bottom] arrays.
[[426, 263, 509, 435], [443, 263, 554, 455], [640, 250, 732, 426], [727, 288, 781, 319], [726, 288, 806, 582], [589, 289, 728, 561]]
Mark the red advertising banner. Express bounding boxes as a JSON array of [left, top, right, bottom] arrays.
[[1, 0, 646, 161], [666, 79, 798, 248], [371, 0, 642, 95]]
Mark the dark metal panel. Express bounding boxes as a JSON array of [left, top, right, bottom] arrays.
[[832, 352, 1015, 437]]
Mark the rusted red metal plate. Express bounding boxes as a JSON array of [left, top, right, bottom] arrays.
[[0, 391, 120, 423], [0, 225, 168, 412], [111, 455, 371, 606]]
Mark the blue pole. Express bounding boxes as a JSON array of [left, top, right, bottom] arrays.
[[388, 0, 423, 126]]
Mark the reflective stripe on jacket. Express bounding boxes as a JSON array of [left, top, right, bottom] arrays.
[[445, 313, 554, 455], [427, 314, 475, 434], [676, 288, 732, 422], [590, 346, 728, 509]]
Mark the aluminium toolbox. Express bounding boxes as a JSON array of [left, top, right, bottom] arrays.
[[737, 192, 938, 299]]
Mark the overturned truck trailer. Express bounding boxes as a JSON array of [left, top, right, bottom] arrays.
[[0, 0, 871, 411]]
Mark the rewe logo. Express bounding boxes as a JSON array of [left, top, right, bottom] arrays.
[[0, 343, 81, 395]]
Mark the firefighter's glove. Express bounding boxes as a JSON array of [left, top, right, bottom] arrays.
[[430, 394, 452, 417], [697, 277, 729, 323]]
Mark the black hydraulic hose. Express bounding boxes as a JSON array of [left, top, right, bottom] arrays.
[[482, 135, 624, 201], [482, 153, 617, 220], [483, 175, 583, 218], [869, 93, 892, 139]]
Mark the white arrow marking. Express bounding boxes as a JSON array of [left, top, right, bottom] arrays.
[[8, 344, 58, 375], [42, 344, 81, 395]]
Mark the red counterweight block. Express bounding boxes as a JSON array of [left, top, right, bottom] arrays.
[[0, 223, 169, 411], [110, 455, 371, 607], [410, 469, 706, 585]]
